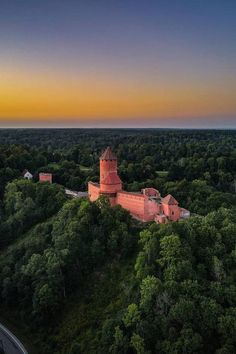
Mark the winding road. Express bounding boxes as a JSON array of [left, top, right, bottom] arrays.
[[0, 323, 28, 354]]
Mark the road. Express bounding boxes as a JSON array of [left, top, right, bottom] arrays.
[[0, 323, 28, 354]]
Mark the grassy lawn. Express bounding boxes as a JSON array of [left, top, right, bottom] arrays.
[[46, 162, 60, 170], [156, 170, 168, 177], [79, 165, 93, 172]]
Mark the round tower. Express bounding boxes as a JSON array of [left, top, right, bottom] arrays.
[[99, 147, 122, 199]]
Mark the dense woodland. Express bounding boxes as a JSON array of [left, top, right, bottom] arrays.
[[0, 129, 235, 354]]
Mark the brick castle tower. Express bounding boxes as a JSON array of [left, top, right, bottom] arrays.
[[99, 147, 122, 205], [88, 147, 190, 223]]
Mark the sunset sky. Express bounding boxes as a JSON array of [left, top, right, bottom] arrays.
[[0, 0, 236, 128]]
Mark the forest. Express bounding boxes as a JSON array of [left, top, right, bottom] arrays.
[[0, 128, 235, 354]]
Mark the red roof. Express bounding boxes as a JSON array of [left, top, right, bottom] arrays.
[[161, 194, 178, 205], [100, 147, 117, 160], [102, 172, 121, 185]]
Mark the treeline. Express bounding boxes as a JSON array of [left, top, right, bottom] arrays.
[[0, 129, 236, 199]]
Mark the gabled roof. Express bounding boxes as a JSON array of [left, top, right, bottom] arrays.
[[23, 169, 32, 176], [102, 172, 122, 185], [161, 194, 179, 205], [100, 147, 117, 160]]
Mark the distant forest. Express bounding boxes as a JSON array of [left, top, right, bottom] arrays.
[[0, 129, 235, 354], [1, 128, 236, 214]]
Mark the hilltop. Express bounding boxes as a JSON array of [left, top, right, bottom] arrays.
[[0, 129, 235, 353]]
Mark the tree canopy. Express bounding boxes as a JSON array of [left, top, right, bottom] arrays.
[[0, 129, 235, 354]]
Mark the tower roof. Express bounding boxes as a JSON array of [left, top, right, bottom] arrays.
[[161, 194, 179, 205], [100, 147, 117, 160]]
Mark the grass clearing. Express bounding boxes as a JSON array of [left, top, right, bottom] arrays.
[[79, 165, 92, 172], [156, 170, 168, 177]]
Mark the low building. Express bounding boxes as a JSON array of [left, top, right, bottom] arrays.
[[88, 147, 190, 223], [23, 170, 33, 180], [39, 173, 52, 184]]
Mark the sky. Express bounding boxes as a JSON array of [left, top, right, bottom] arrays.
[[0, 0, 236, 128]]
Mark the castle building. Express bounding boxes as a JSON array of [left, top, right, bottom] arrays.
[[88, 147, 190, 223], [39, 172, 53, 184]]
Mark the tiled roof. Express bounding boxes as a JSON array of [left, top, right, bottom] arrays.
[[161, 194, 178, 205], [100, 147, 117, 160]]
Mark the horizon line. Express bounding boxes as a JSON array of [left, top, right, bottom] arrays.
[[0, 126, 236, 131]]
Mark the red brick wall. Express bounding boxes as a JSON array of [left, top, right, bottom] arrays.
[[100, 182, 122, 194], [100, 159, 117, 182], [88, 182, 100, 201], [39, 173, 52, 183], [162, 203, 181, 221], [146, 199, 160, 218], [117, 192, 146, 220], [142, 188, 160, 198]]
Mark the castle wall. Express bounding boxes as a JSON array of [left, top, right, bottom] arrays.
[[88, 182, 100, 201], [107, 196, 117, 207], [155, 214, 167, 224], [142, 188, 160, 198], [87, 147, 189, 224], [117, 191, 146, 220], [146, 199, 161, 220], [100, 182, 122, 193], [39, 173, 52, 183], [162, 203, 181, 221]]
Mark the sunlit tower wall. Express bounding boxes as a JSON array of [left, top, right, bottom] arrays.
[[99, 147, 122, 204]]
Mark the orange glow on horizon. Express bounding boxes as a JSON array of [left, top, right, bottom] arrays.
[[0, 61, 236, 123], [1, 0, 236, 127]]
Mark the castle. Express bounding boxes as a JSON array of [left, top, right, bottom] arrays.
[[88, 147, 190, 223]]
